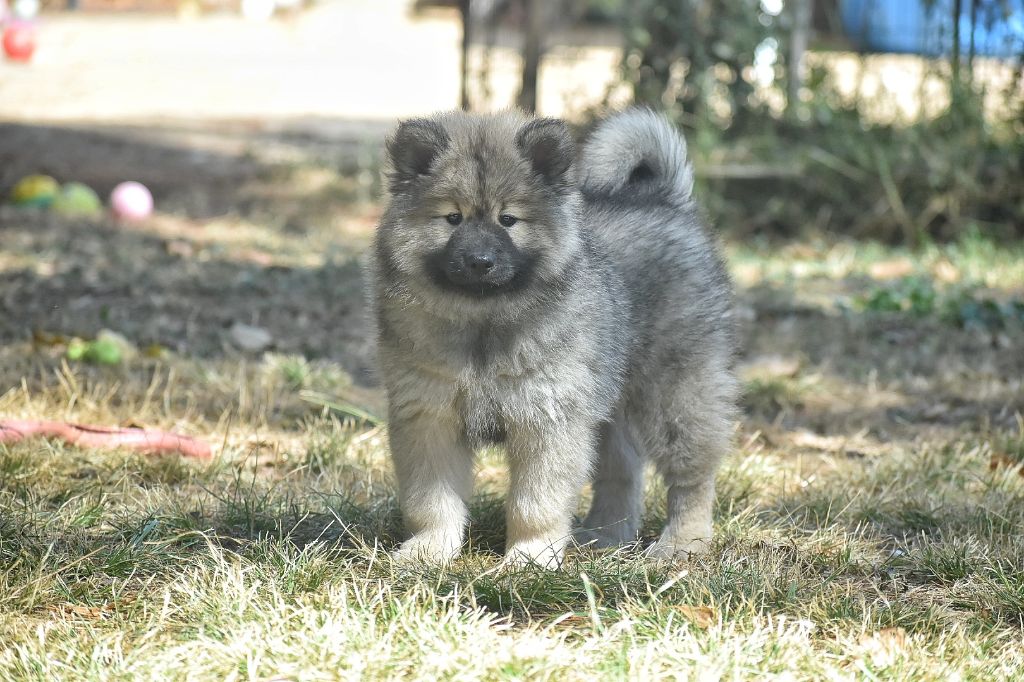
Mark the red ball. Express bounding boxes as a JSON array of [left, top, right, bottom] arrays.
[[3, 21, 37, 63]]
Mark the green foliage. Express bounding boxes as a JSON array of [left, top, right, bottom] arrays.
[[618, 0, 785, 133], [946, 295, 1024, 331], [607, 0, 1024, 242], [65, 337, 122, 365], [857, 276, 1024, 330], [859, 277, 939, 316]]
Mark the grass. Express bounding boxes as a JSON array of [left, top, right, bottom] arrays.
[[2, 134, 1023, 678], [3, 412, 1024, 679]]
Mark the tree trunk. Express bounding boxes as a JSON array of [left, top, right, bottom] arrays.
[[787, 0, 812, 117], [516, 0, 543, 113], [459, 0, 472, 111]]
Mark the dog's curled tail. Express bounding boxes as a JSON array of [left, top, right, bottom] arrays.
[[580, 108, 695, 205]]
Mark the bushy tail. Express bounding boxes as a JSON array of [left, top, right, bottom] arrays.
[[580, 108, 694, 204]]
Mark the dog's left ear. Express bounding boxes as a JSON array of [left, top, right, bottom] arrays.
[[516, 118, 575, 189]]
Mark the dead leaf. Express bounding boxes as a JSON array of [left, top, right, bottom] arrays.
[[989, 452, 1024, 475], [854, 627, 909, 667], [675, 605, 716, 629], [550, 614, 592, 629], [869, 259, 914, 280], [878, 627, 906, 645], [932, 259, 960, 283], [858, 626, 907, 649], [32, 329, 69, 348], [142, 343, 168, 359], [49, 603, 110, 620]]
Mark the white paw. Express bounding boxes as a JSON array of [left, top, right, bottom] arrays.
[[391, 532, 462, 565], [504, 537, 566, 569]]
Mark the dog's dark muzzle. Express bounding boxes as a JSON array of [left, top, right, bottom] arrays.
[[441, 224, 514, 289], [423, 219, 539, 297]]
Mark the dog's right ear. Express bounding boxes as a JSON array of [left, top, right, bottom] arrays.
[[386, 119, 449, 191]]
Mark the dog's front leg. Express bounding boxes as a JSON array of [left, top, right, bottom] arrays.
[[504, 418, 594, 568], [389, 404, 474, 564]]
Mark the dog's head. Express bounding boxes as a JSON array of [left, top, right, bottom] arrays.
[[375, 111, 581, 311]]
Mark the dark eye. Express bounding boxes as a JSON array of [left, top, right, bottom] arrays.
[[498, 214, 518, 228], [445, 212, 463, 226]]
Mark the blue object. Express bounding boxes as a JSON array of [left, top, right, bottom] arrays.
[[840, 0, 1024, 58]]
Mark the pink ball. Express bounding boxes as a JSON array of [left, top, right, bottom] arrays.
[[109, 181, 153, 221]]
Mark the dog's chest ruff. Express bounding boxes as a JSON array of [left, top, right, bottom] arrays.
[[446, 327, 565, 446]]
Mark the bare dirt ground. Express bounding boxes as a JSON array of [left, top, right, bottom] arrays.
[[0, 120, 380, 377], [2, 116, 1021, 450]]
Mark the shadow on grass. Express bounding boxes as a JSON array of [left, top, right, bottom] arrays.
[[2, 122, 1023, 633]]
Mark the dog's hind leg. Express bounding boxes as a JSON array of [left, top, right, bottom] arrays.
[[644, 357, 737, 559], [577, 410, 645, 548]]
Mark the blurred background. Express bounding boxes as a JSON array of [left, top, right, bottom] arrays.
[[2, 0, 1022, 243], [0, 0, 1022, 411], [0, 1, 1019, 236]]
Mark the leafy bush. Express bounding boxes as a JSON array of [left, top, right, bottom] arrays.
[[618, 0, 786, 132], [603, 0, 1024, 242]]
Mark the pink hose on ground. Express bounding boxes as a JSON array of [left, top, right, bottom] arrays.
[[0, 420, 212, 458]]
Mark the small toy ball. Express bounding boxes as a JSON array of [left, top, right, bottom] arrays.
[[2, 20, 36, 63], [10, 174, 58, 207], [109, 181, 153, 221], [53, 182, 103, 217]]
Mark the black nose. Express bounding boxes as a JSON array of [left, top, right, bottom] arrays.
[[464, 252, 495, 275]]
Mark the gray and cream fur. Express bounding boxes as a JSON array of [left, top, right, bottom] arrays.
[[369, 108, 738, 566]]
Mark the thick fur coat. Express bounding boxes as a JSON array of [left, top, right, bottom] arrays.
[[369, 108, 738, 565]]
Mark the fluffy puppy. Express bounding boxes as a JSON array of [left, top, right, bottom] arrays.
[[369, 109, 737, 566]]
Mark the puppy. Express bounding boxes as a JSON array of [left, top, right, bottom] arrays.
[[369, 109, 737, 566]]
